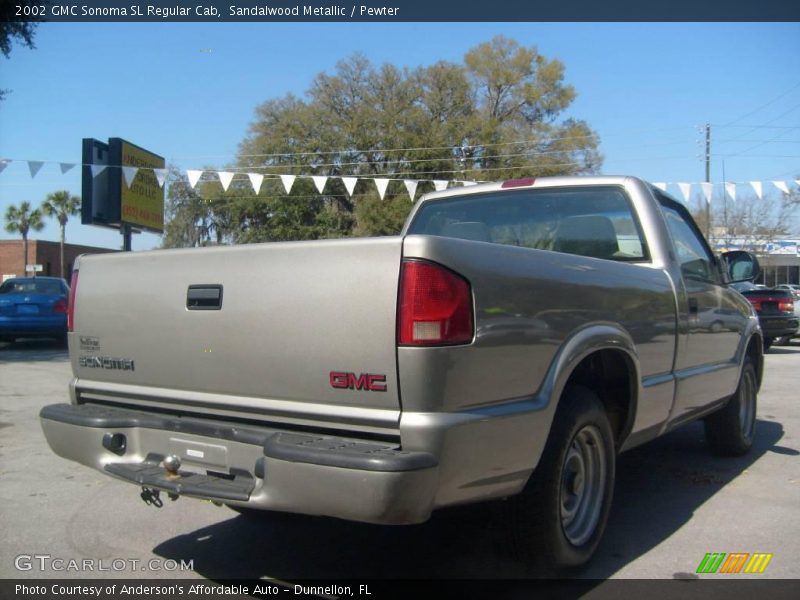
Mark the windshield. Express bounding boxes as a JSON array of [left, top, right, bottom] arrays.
[[407, 185, 648, 262]]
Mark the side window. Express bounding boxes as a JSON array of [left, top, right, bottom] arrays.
[[660, 204, 717, 283]]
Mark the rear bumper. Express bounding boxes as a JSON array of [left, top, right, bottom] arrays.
[[40, 403, 439, 524], [40, 396, 545, 524], [758, 315, 799, 338], [0, 314, 66, 337]]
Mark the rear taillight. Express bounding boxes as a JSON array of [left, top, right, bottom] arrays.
[[53, 299, 67, 314], [67, 270, 78, 332], [398, 260, 473, 346], [778, 299, 794, 313], [501, 177, 536, 188]]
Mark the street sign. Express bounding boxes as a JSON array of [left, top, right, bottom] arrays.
[[25, 264, 43, 273]]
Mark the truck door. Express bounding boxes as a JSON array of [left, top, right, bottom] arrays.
[[657, 198, 748, 419]]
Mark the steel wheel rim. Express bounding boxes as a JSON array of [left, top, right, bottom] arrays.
[[560, 424, 607, 547], [739, 368, 756, 442]]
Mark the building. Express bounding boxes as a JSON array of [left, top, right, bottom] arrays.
[[0, 240, 116, 282]]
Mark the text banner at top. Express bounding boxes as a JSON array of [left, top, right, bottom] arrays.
[[11, 0, 800, 22]]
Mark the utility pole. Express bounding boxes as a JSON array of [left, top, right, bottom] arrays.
[[704, 123, 711, 239]]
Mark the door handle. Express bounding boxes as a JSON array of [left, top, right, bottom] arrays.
[[187, 285, 223, 310]]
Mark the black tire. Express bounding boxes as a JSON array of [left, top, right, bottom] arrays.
[[763, 337, 773, 351], [506, 385, 615, 571], [704, 357, 757, 456]]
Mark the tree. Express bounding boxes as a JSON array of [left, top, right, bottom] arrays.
[[4, 201, 44, 273], [224, 36, 602, 241], [41, 190, 81, 278], [0, 0, 40, 101]]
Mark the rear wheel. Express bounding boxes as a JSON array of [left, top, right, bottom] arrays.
[[705, 357, 757, 456], [506, 385, 615, 571]]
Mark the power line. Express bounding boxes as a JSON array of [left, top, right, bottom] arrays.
[[718, 80, 800, 128]]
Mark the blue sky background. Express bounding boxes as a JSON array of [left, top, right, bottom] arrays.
[[1, 22, 799, 250]]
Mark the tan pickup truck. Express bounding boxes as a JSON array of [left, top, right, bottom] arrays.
[[41, 176, 763, 569]]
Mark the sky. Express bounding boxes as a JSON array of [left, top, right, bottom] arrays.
[[1, 22, 799, 250]]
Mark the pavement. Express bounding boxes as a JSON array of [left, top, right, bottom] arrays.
[[1, 338, 799, 586]]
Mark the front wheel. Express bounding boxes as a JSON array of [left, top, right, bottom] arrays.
[[704, 357, 757, 456], [506, 385, 615, 571]]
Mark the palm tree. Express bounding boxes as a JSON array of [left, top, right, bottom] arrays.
[[4, 202, 45, 275], [41, 190, 81, 278]]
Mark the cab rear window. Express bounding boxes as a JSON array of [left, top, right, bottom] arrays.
[[407, 186, 648, 262]]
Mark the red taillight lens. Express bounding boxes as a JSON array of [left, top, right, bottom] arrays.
[[67, 270, 78, 332], [398, 260, 473, 346], [778, 299, 794, 313], [501, 177, 536, 188], [53, 299, 67, 314]]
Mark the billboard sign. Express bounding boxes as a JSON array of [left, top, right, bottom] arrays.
[[111, 138, 165, 233]]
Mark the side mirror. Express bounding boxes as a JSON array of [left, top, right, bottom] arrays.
[[722, 250, 760, 283]]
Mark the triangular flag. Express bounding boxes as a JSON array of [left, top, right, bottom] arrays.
[[218, 171, 234, 192], [773, 181, 789, 195], [677, 182, 691, 203], [121, 166, 138, 188], [341, 177, 358, 197], [462, 181, 478, 187], [403, 179, 418, 201], [0, 159, 10, 175], [652, 182, 667, 191], [700, 182, 713, 205], [795, 179, 800, 188], [312, 176, 328, 194], [725, 182, 736, 202], [153, 169, 168, 188], [374, 178, 390, 200], [187, 170, 203, 189], [433, 180, 448, 192], [750, 181, 762, 200], [28, 161, 44, 178], [90, 164, 107, 178], [59, 163, 76, 174], [280, 174, 296, 194], [248, 173, 264, 194]]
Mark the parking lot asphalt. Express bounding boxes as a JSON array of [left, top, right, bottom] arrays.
[[1, 338, 799, 584]]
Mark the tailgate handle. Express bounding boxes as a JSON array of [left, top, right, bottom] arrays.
[[187, 285, 223, 310]]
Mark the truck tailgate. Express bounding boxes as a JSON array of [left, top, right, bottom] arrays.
[[70, 238, 403, 427]]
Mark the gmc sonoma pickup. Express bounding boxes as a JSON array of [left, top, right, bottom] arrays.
[[41, 176, 763, 569]]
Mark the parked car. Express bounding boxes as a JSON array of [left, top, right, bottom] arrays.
[[41, 176, 763, 570], [776, 283, 800, 301], [739, 288, 799, 350], [0, 276, 70, 344]]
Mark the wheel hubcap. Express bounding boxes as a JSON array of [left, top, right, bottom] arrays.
[[739, 369, 756, 442], [560, 425, 607, 547]]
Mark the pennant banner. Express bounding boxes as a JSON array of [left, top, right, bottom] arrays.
[[121, 166, 138, 188], [725, 182, 736, 202], [0, 159, 10, 175], [218, 171, 234, 192], [248, 173, 264, 194], [90, 164, 106, 178], [652, 182, 667, 191], [312, 176, 327, 194], [374, 178, 390, 200], [773, 181, 789, 195], [187, 170, 203, 189], [677, 182, 692, 203], [750, 181, 763, 200], [280, 174, 296, 194], [700, 182, 713, 205], [28, 161, 44, 178], [153, 169, 168, 188], [433, 180, 448, 192], [341, 176, 358, 197], [403, 179, 418, 201], [59, 163, 76, 174]]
